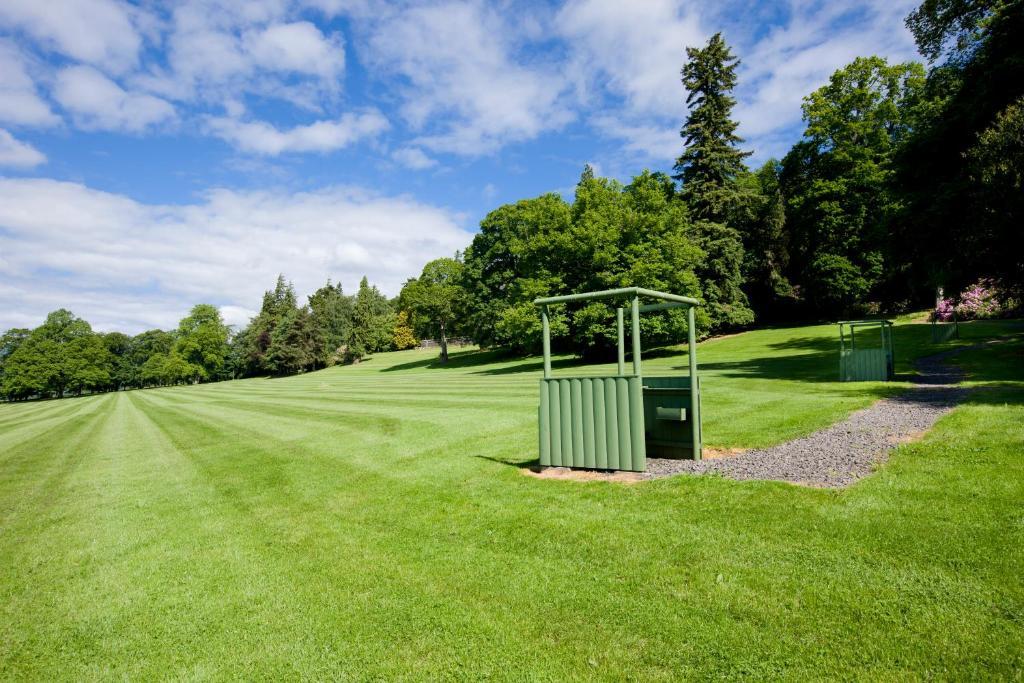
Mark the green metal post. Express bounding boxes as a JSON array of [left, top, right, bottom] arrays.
[[631, 296, 641, 378], [687, 305, 701, 459], [616, 307, 625, 376], [839, 324, 845, 381], [541, 305, 551, 379]]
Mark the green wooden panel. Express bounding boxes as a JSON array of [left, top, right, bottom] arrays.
[[559, 380, 572, 459], [538, 381, 550, 466], [548, 381, 562, 465], [628, 376, 645, 471], [840, 349, 890, 381], [593, 384, 608, 469], [932, 322, 958, 343], [570, 379, 584, 466], [616, 377, 631, 469], [604, 378, 619, 469], [538, 375, 662, 472], [581, 379, 596, 469]]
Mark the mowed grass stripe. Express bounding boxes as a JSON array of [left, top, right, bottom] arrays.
[[0, 395, 110, 455], [0, 394, 115, 529]]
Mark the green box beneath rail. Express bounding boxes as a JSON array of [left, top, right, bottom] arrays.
[[538, 375, 702, 472]]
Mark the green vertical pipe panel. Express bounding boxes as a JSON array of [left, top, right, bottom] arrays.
[[539, 380, 550, 466], [616, 377, 630, 467], [631, 296, 642, 377], [581, 379, 596, 468], [559, 380, 572, 462], [628, 376, 646, 471], [605, 378, 620, 469], [616, 308, 625, 376], [570, 379, 584, 466], [687, 305, 702, 459], [541, 305, 551, 379], [548, 380, 562, 465], [593, 382, 608, 469]]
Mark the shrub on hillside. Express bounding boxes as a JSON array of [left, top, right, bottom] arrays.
[[933, 280, 1013, 321]]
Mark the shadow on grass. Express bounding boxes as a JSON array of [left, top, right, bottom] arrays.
[[474, 454, 539, 470]]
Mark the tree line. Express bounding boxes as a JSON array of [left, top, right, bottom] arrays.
[[2, 0, 1020, 399]]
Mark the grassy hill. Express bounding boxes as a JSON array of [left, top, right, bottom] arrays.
[[1, 320, 1022, 678]]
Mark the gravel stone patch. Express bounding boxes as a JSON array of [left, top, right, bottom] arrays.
[[643, 346, 977, 487]]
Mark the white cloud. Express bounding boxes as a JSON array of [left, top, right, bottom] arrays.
[[54, 66, 175, 133], [391, 146, 437, 170], [245, 21, 344, 79], [205, 110, 388, 155], [0, 178, 472, 333], [0, 128, 46, 167], [0, 41, 60, 127], [138, 3, 347, 109], [592, 115, 680, 162], [219, 304, 259, 330], [360, 1, 572, 155], [0, 0, 142, 73], [733, 0, 920, 154], [558, 0, 704, 118]]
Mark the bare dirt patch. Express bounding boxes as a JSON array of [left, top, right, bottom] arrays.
[[523, 466, 642, 483], [702, 447, 746, 459]]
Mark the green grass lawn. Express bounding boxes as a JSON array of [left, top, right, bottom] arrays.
[[1, 320, 1022, 679]]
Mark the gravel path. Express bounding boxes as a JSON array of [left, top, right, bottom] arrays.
[[643, 346, 976, 487]]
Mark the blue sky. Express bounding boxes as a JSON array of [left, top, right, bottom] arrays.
[[0, 0, 920, 333]]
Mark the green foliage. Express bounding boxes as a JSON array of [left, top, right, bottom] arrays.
[[63, 334, 112, 395], [673, 32, 751, 224], [128, 330, 175, 387], [806, 253, 873, 310], [308, 281, 353, 364], [906, 0, 1006, 63], [781, 56, 927, 313], [392, 311, 418, 350], [894, 0, 1023, 299], [346, 276, 395, 362], [401, 257, 465, 362], [266, 306, 323, 375], [0, 310, 114, 399], [732, 161, 793, 314], [103, 332, 132, 390], [462, 193, 572, 352], [175, 304, 230, 381], [236, 275, 336, 376], [965, 95, 1024, 292], [463, 170, 721, 356]]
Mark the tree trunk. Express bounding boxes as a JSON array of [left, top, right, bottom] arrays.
[[439, 321, 449, 363]]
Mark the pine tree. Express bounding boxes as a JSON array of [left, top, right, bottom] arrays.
[[673, 33, 754, 329], [346, 277, 394, 362], [673, 32, 751, 224]]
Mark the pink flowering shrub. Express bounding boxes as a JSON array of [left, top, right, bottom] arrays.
[[933, 280, 1004, 321], [933, 297, 956, 321]]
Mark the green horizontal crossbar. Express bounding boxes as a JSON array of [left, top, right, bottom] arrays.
[[534, 287, 698, 307], [837, 320, 894, 327]]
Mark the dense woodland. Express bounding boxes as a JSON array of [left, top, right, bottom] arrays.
[[2, 0, 1021, 400]]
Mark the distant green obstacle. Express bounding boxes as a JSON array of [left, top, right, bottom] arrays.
[[838, 319, 894, 382], [931, 317, 960, 343], [534, 288, 703, 473]]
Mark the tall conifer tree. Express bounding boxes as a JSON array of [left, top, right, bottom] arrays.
[[673, 32, 750, 224], [673, 33, 753, 328]]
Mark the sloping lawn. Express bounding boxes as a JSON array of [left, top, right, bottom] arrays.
[[1, 320, 1021, 678]]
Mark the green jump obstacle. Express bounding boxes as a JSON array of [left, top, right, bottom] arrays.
[[931, 317, 960, 343], [838, 319, 894, 382], [534, 287, 702, 473]]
